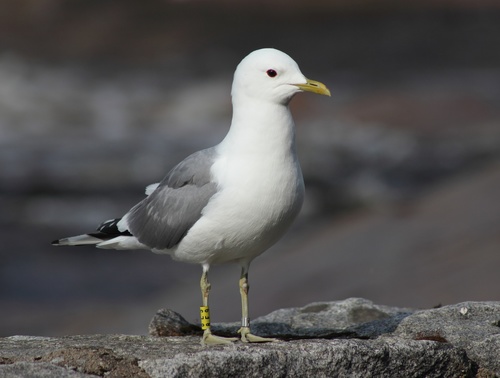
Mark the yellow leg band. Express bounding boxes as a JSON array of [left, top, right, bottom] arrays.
[[200, 306, 210, 330]]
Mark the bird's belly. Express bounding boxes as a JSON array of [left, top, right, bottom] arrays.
[[172, 171, 304, 265]]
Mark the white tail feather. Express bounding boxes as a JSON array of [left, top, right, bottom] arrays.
[[54, 234, 102, 246], [97, 236, 149, 250]]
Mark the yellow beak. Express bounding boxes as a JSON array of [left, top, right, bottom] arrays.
[[294, 78, 331, 97]]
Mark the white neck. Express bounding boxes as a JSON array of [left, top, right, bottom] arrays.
[[218, 95, 297, 157]]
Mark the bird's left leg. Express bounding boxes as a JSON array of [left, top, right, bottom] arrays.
[[238, 264, 277, 343], [200, 264, 238, 345]]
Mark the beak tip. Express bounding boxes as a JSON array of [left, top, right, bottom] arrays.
[[295, 79, 331, 97]]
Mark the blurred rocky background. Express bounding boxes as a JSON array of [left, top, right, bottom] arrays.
[[1, 0, 499, 336]]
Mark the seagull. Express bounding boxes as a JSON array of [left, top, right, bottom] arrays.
[[52, 48, 330, 345]]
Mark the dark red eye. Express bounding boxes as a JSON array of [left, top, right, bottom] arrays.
[[266, 69, 277, 78]]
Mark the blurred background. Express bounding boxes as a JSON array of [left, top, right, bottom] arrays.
[[1, 0, 499, 337]]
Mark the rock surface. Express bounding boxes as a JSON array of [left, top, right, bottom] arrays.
[[1, 298, 499, 377]]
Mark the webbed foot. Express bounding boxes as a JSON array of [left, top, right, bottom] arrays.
[[202, 329, 238, 346], [238, 326, 278, 343]]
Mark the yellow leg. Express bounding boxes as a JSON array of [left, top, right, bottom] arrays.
[[200, 264, 237, 346], [238, 266, 277, 343]]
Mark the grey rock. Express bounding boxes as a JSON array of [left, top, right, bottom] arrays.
[[0, 335, 472, 378], [149, 308, 201, 337], [247, 298, 415, 339], [2, 299, 499, 377], [0, 362, 91, 378], [139, 338, 471, 378], [199, 298, 415, 340], [150, 298, 414, 340], [394, 301, 500, 375]]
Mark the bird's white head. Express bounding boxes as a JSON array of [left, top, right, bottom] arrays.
[[231, 48, 330, 105]]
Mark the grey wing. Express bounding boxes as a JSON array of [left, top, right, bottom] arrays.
[[125, 148, 218, 249]]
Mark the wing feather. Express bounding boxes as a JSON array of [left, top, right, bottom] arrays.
[[126, 148, 218, 249]]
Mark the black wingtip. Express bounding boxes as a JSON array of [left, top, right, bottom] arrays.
[[51, 239, 60, 245]]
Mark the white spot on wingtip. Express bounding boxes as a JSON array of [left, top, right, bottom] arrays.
[[145, 183, 160, 196]]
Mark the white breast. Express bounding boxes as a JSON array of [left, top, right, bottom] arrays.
[[172, 102, 305, 265], [173, 157, 303, 265]]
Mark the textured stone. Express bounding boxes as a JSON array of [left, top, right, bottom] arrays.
[[241, 298, 415, 339], [139, 338, 472, 378], [394, 301, 500, 376], [2, 299, 499, 377], [0, 362, 90, 378], [149, 308, 201, 337], [0, 335, 473, 378], [149, 298, 414, 340]]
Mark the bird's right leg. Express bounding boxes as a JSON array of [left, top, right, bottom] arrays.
[[200, 264, 238, 346]]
